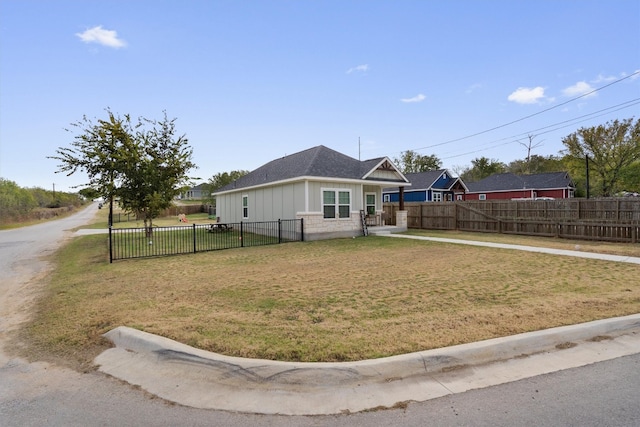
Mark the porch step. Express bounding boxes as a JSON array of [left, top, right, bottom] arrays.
[[368, 226, 403, 236]]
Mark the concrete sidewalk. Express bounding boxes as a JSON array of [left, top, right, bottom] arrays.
[[378, 233, 640, 264]]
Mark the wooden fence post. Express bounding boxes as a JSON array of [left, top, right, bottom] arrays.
[[453, 202, 458, 230]]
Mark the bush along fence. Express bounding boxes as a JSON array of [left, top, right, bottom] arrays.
[[109, 219, 304, 262], [383, 199, 640, 244]]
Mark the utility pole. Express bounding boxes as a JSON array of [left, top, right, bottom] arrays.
[[585, 154, 590, 199]]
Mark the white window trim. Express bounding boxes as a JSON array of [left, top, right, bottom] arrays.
[[383, 194, 390, 203], [479, 193, 487, 201], [322, 188, 352, 220], [242, 194, 249, 219], [432, 191, 442, 202]]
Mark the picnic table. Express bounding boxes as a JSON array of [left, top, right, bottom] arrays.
[[207, 223, 233, 232]]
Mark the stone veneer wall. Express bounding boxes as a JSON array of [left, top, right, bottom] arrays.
[[395, 210, 408, 230], [297, 212, 363, 241]]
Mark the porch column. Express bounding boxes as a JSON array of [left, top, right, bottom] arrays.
[[399, 186, 405, 211], [395, 210, 408, 231]]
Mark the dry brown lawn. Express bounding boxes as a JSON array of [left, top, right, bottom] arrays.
[[20, 226, 640, 370]]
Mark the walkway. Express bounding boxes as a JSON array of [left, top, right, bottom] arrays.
[[380, 233, 640, 264]]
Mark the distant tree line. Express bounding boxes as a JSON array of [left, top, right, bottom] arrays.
[[0, 178, 85, 225]]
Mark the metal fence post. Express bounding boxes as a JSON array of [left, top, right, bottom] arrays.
[[300, 218, 304, 241], [109, 226, 113, 264], [193, 223, 197, 254], [240, 221, 244, 247], [278, 219, 282, 243]]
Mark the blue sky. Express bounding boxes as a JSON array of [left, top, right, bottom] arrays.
[[1, 0, 639, 192]]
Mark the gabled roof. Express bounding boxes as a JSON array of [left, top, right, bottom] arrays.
[[214, 145, 409, 194], [383, 169, 468, 192], [404, 170, 447, 189], [466, 172, 575, 193], [189, 182, 208, 190]]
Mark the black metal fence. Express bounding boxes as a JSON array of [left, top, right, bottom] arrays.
[[109, 219, 304, 262]]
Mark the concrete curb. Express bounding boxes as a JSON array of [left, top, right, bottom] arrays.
[[95, 314, 640, 415]]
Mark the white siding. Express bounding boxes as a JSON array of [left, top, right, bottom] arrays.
[[217, 181, 305, 223], [307, 181, 363, 212]]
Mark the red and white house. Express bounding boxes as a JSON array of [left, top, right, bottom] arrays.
[[464, 172, 575, 201]]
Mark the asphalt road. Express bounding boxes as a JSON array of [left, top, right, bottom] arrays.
[[1, 204, 639, 426]]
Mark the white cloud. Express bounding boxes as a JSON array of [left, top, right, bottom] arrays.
[[76, 25, 127, 48], [347, 64, 369, 74], [562, 81, 596, 98], [591, 74, 617, 84], [507, 86, 546, 104], [465, 83, 484, 94], [400, 93, 426, 103]]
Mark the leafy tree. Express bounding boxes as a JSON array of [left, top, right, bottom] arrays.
[[78, 187, 101, 201], [117, 113, 197, 233], [50, 110, 197, 232], [208, 170, 249, 191], [507, 154, 566, 175], [203, 170, 249, 206], [50, 110, 134, 224], [0, 178, 37, 222], [617, 160, 640, 193], [393, 150, 442, 173], [562, 118, 640, 197], [460, 157, 506, 182]]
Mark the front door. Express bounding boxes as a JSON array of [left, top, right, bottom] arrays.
[[365, 193, 376, 215]]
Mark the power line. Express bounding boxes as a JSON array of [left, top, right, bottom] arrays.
[[408, 70, 640, 153], [439, 98, 640, 161]]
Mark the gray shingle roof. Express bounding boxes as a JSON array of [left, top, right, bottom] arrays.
[[382, 170, 445, 192], [405, 170, 447, 189], [466, 172, 574, 193], [215, 145, 403, 193]]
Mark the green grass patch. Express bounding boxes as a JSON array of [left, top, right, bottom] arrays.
[[16, 231, 640, 370]]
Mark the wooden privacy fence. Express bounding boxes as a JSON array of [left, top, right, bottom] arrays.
[[383, 199, 640, 243]]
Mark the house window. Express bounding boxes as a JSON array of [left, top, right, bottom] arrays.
[[383, 194, 390, 203], [365, 193, 376, 215], [456, 194, 463, 201], [432, 191, 442, 202], [242, 195, 248, 219], [479, 194, 487, 200], [323, 189, 351, 219]]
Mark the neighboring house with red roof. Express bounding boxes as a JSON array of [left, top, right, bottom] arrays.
[[382, 169, 468, 203], [464, 172, 576, 200], [213, 145, 411, 240]]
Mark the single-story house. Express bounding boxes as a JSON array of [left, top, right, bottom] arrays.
[[382, 169, 468, 203], [213, 145, 411, 240], [179, 183, 208, 200], [464, 172, 575, 200]]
